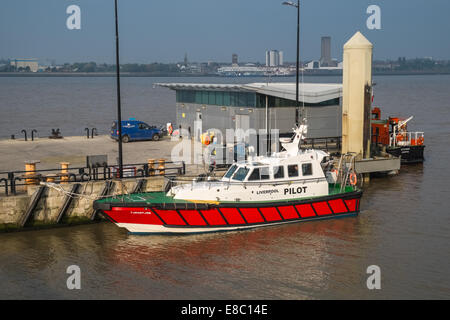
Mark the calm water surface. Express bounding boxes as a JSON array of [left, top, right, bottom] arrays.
[[0, 75, 449, 299]]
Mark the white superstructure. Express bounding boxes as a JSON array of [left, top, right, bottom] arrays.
[[169, 126, 331, 202]]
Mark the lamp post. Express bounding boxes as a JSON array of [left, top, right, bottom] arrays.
[[114, 0, 123, 178], [282, 0, 300, 126]]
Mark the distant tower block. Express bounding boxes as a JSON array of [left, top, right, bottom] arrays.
[[320, 36, 332, 67], [232, 53, 238, 66], [265, 50, 282, 67], [341, 31, 373, 159]]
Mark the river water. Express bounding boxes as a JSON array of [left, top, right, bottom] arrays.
[[0, 75, 449, 299]]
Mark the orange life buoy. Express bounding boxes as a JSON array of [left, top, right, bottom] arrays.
[[168, 124, 173, 135], [417, 136, 424, 145], [202, 134, 211, 145], [349, 172, 357, 186]]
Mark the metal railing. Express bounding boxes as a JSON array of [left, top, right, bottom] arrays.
[[164, 174, 328, 193], [299, 136, 342, 153], [389, 131, 425, 147], [0, 161, 185, 196]]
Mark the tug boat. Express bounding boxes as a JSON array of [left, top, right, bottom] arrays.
[[94, 125, 362, 234], [371, 107, 425, 163]]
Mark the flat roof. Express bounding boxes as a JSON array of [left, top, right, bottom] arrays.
[[156, 82, 342, 103]]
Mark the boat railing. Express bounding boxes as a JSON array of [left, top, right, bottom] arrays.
[[332, 152, 358, 192], [390, 131, 425, 147], [165, 174, 328, 192]]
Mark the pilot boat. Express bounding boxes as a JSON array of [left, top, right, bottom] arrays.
[[94, 125, 363, 234]]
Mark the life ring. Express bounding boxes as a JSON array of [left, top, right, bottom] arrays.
[[168, 124, 173, 135], [349, 172, 357, 186], [417, 136, 424, 145]]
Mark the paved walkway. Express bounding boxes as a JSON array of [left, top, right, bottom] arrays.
[[0, 135, 208, 175]]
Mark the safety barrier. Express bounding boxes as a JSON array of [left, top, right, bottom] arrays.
[[0, 160, 185, 196]]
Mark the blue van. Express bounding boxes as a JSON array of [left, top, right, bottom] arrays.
[[111, 119, 161, 143]]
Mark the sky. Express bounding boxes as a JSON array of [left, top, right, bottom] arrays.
[[1, 0, 450, 64]]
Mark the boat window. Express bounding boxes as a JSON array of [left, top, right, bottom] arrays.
[[232, 167, 250, 181], [274, 166, 284, 179], [248, 168, 260, 181], [260, 167, 270, 180], [224, 165, 237, 179], [288, 164, 299, 177], [302, 163, 313, 176]]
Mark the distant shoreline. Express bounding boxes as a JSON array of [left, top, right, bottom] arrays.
[[1, 71, 450, 77]]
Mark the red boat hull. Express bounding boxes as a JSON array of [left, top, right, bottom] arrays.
[[96, 191, 362, 234]]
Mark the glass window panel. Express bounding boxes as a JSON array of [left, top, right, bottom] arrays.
[[274, 166, 284, 179], [208, 91, 216, 105], [260, 167, 270, 180], [195, 91, 202, 104], [238, 92, 247, 106], [223, 92, 230, 106], [248, 168, 260, 181], [202, 91, 209, 104], [247, 93, 256, 107], [224, 165, 237, 178], [302, 163, 313, 176], [216, 92, 223, 105], [288, 164, 299, 177], [230, 92, 236, 106], [232, 167, 250, 181]]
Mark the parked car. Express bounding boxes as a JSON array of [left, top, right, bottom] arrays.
[[111, 119, 161, 142]]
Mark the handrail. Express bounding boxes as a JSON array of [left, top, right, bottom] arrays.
[[167, 175, 327, 188], [0, 160, 186, 196]]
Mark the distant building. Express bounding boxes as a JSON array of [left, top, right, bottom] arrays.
[[319, 36, 338, 68], [232, 53, 238, 67], [320, 37, 332, 67], [305, 60, 342, 71], [265, 50, 283, 67], [157, 82, 343, 143], [10, 58, 39, 72]]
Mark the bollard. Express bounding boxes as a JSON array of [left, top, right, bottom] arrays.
[[25, 160, 40, 186], [158, 159, 165, 175], [85, 128, 90, 139], [91, 128, 97, 139], [60, 162, 70, 184], [148, 159, 155, 176], [45, 174, 57, 183]]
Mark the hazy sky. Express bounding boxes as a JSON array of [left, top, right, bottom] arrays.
[[1, 0, 449, 64]]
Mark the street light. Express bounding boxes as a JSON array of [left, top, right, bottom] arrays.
[[282, 0, 300, 126], [114, 0, 123, 178]]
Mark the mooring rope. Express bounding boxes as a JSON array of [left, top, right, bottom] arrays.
[[39, 180, 136, 201]]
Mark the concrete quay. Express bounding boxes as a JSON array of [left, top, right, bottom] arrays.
[[0, 135, 181, 172], [0, 135, 211, 232]]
